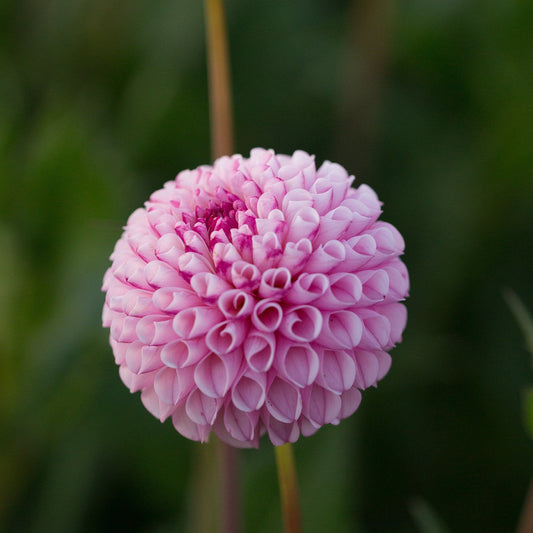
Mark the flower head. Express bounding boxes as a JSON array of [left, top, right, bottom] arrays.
[[102, 149, 409, 447]]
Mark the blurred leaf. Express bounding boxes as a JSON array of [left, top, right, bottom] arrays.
[[503, 289, 533, 359], [410, 498, 450, 533], [523, 388, 533, 442]]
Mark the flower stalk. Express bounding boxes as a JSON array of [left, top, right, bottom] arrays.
[[204, 0, 234, 158], [275, 444, 303, 533]]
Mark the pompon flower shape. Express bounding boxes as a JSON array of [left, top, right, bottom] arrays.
[[102, 149, 409, 448]]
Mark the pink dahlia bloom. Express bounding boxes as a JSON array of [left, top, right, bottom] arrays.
[[102, 149, 409, 447]]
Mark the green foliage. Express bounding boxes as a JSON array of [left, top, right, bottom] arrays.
[[0, 1, 532, 532], [410, 499, 450, 533]]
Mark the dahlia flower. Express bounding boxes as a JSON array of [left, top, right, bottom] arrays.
[[102, 149, 409, 447]]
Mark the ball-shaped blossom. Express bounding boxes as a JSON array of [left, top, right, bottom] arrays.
[[102, 149, 409, 448]]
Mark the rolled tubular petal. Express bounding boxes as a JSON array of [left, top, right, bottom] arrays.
[[356, 309, 392, 350], [223, 403, 259, 443], [317, 310, 363, 349], [172, 306, 223, 339], [185, 389, 222, 426], [278, 238, 313, 273], [354, 269, 389, 306], [252, 299, 283, 332], [153, 365, 194, 405], [152, 287, 202, 313], [244, 330, 276, 372], [279, 305, 323, 342], [302, 385, 342, 428], [231, 370, 267, 412], [274, 339, 320, 388], [264, 415, 300, 446], [266, 376, 303, 423], [125, 342, 164, 374], [194, 350, 242, 398], [145, 260, 184, 288], [286, 273, 329, 304], [305, 240, 346, 273], [230, 261, 261, 290], [353, 350, 380, 389], [316, 348, 357, 393], [190, 272, 231, 301], [218, 289, 255, 318], [172, 402, 211, 443], [206, 319, 248, 355], [160, 338, 210, 368], [136, 315, 175, 345], [314, 272, 363, 310], [259, 267, 292, 298]]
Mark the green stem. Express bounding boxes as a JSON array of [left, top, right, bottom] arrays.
[[275, 444, 303, 533], [204, 0, 234, 158]]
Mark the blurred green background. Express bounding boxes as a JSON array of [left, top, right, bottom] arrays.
[[1, 0, 532, 531]]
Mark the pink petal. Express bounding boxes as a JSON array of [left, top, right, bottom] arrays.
[[243, 330, 276, 372], [172, 306, 223, 339], [153, 367, 180, 404], [353, 350, 380, 389], [377, 303, 407, 347], [279, 305, 323, 342], [354, 269, 389, 307], [206, 319, 248, 355], [119, 366, 156, 393], [190, 272, 232, 302], [251, 299, 283, 332], [314, 272, 363, 310], [314, 206, 353, 244], [259, 267, 292, 298], [178, 252, 214, 278], [230, 261, 261, 290], [121, 289, 160, 316], [316, 348, 356, 393], [382, 260, 410, 301], [278, 238, 313, 273], [145, 260, 184, 288], [281, 188, 313, 220], [194, 350, 242, 398], [152, 287, 202, 312], [218, 289, 255, 318], [333, 234, 376, 272], [185, 388, 222, 425], [125, 342, 164, 374], [375, 350, 392, 381], [231, 370, 267, 412], [264, 415, 300, 446], [337, 387, 362, 420], [110, 315, 139, 343], [356, 309, 391, 350], [286, 206, 320, 242], [305, 240, 346, 273], [223, 403, 259, 443], [160, 338, 210, 368], [286, 272, 329, 304], [141, 386, 176, 422], [266, 376, 302, 423], [317, 310, 363, 349], [252, 232, 282, 271], [136, 315, 175, 345], [302, 385, 342, 428], [256, 192, 279, 218], [274, 339, 320, 388], [172, 402, 211, 443], [154, 233, 185, 268]]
